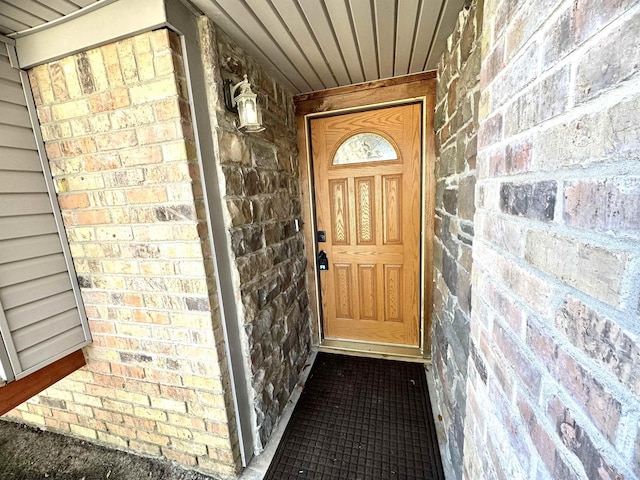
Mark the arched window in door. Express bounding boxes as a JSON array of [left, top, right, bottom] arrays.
[[332, 133, 398, 165]]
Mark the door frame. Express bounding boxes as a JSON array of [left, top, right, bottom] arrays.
[[294, 72, 437, 360]]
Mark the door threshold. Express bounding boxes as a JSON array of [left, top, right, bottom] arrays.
[[319, 339, 429, 364]]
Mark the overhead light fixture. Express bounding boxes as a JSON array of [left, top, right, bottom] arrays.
[[224, 75, 265, 133]]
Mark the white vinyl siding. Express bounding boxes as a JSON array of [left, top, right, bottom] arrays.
[[0, 37, 90, 382]]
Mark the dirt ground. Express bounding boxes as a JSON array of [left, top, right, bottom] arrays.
[[0, 420, 220, 480]]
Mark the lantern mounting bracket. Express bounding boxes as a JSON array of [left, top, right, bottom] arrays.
[[223, 77, 240, 114]]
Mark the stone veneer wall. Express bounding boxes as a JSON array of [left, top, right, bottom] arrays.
[[432, 2, 482, 478], [464, 0, 640, 478], [3, 29, 241, 478], [198, 19, 312, 450]]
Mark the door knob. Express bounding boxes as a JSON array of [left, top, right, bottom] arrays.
[[318, 250, 329, 270]]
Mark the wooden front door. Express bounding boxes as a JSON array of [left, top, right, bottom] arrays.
[[311, 103, 422, 347]]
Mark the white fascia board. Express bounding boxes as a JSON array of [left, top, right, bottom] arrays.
[[0, 339, 9, 383], [14, 0, 168, 69], [0, 302, 15, 384]]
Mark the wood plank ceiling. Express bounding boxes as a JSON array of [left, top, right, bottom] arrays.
[[192, 0, 466, 93], [0, 0, 466, 94], [0, 0, 100, 36]]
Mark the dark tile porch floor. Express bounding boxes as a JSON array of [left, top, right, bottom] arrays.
[[263, 352, 445, 480]]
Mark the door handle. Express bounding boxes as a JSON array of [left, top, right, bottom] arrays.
[[317, 250, 329, 270]]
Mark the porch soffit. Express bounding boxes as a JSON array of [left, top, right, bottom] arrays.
[[0, 0, 102, 35], [1, 0, 466, 94]]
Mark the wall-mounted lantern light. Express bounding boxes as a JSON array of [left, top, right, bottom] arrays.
[[223, 75, 265, 133]]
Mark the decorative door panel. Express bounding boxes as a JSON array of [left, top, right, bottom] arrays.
[[329, 179, 350, 244], [383, 175, 403, 244], [355, 177, 375, 245], [311, 103, 421, 347]]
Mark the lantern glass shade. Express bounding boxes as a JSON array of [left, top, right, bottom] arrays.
[[237, 93, 263, 131], [230, 75, 265, 132]]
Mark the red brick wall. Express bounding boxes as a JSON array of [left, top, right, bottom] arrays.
[[3, 29, 241, 477], [465, 0, 640, 478]]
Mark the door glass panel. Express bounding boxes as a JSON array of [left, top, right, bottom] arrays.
[[332, 133, 397, 165]]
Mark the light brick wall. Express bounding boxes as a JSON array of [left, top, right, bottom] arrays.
[[432, 1, 482, 478], [465, 0, 640, 478], [198, 19, 312, 450], [2, 29, 241, 478]]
